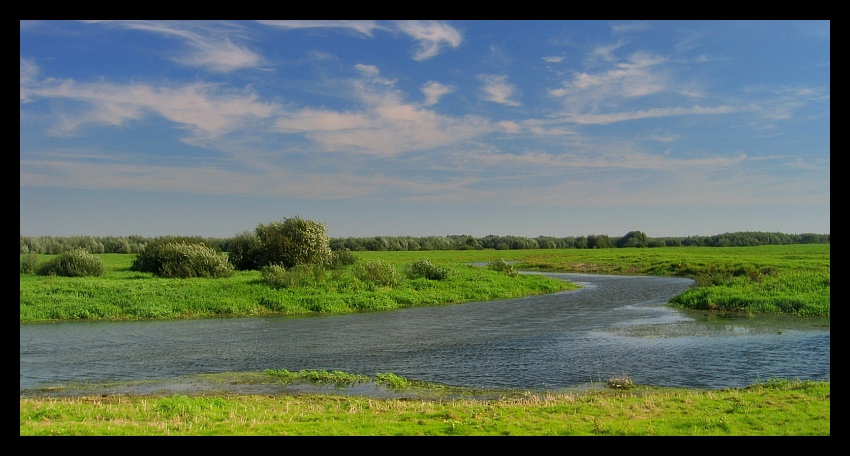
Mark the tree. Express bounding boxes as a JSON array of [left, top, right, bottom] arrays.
[[615, 231, 649, 248], [227, 231, 264, 270], [254, 217, 333, 269]]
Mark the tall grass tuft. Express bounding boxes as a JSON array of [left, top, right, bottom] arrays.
[[488, 259, 518, 277], [261, 264, 319, 288], [354, 260, 402, 287], [405, 259, 449, 280]]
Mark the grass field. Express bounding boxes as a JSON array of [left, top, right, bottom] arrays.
[[20, 245, 830, 435], [20, 244, 829, 322], [20, 375, 829, 436]]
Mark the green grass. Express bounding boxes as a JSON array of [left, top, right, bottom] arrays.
[[20, 253, 575, 323], [488, 244, 829, 317], [20, 245, 829, 322], [19, 377, 830, 435]]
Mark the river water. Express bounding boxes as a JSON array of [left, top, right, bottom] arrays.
[[20, 273, 830, 395]]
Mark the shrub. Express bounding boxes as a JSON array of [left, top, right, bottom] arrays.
[[262, 264, 317, 288], [255, 217, 333, 269], [227, 231, 264, 271], [132, 237, 218, 274], [326, 249, 358, 270], [20, 254, 41, 274], [133, 242, 233, 278], [607, 376, 635, 389], [488, 259, 518, 277], [405, 259, 449, 280], [376, 372, 410, 389], [36, 249, 105, 277], [354, 260, 402, 287]]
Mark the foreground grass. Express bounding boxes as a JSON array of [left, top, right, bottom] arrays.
[[20, 377, 829, 436]]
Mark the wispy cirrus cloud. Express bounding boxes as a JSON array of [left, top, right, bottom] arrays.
[[20, 58, 39, 102], [256, 20, 383, 37], [273, 65, 491, 155], [395, 21, 463, 61], [566, 105, 741, 125], [478, 74, 521, 106], [20, 65, 277, 141], [86, 21, 265, 72]]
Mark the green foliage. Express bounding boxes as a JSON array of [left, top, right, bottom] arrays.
[[36, 249, 105, 277], [263, 369, 368, 386], [132, 241, 233, 278], [255, 217, 333, 269], [488, 259, 518, 277], [20, 254, 41, 274], [227, 231, 264, 270], [261, 264, 322, 289], [21, 251, 575, 322], [615, 230, 649, 248], [405, 259, 449, 280], [326, 249, 358, 270], [376, 372, 411, 389], [353, 259, 402, 287]]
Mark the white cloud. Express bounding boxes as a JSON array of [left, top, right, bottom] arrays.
[[89, 21, 264, 72], [20, 59, 38, 102], [543, 55, 565, 63], [273, 66, 493, 156], [21, 76, 277, 140], [395, 21, 463, 60], [257, 20, 383, 37], [478, 74, 521, 107], [566, 105, 740, 125], [354, 64, 382, 78], [421, 81, 453, 106]]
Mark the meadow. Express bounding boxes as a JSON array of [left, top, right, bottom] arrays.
[[20, 244, 829, 435], [20, 253, 574, 322], [20, 374, 829, 436], [20, 244, 829, 322]]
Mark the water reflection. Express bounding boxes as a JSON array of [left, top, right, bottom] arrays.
[[20, 273, 829, 394]]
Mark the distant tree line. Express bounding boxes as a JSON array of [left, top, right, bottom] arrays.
[[20, 230, 830, 255]]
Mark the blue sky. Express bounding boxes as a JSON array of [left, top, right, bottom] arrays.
[[20, 20, 830, 239]]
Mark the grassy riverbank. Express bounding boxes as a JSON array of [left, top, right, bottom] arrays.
[[19, 253, 574, 323], [20, 374, 830, 436], [20, 244, 829, 322]]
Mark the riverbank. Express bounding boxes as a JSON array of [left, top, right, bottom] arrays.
[[20, 253, 575, 323], [20, 245, 830, 323], [20, 374, 830, 436]]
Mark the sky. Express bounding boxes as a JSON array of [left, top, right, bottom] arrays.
[[20, 20, 830, 239]]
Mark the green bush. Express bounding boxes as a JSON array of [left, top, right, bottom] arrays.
[[262, 264, 317, 288], [326, 249, 358, 270], [132, 242, 233, 278], [405, 259, 449, 280], [353, 260, 402, 287], [20, 254, 41, 274], [488, 259, 518, 277], [255, 217, 333, 269], [36, 249, 105, 277], [227, 231, 264, 271], [132, 237, 218, 274]]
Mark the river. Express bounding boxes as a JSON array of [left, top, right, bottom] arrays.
[[20, 273, 829, 396]]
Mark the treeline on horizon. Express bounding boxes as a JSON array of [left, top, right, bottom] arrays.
[[19, 231, 830, 256]]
